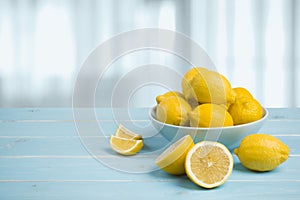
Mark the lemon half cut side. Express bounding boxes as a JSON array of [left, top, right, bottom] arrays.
[[185, 141, 234, 189]]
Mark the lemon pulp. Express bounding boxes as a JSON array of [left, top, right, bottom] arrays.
[[185, 141, 233, 188]]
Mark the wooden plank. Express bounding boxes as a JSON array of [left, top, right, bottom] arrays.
[[0, 121, 79, 137], [260, 120, 300, 135], [267, 108, 300, 120], [0, 108, 73, 121], [0, 155, 298, 181], [0, 135, 170, 156], [0, 119, 300, 137], [0, 108, 151, 121], [0, 134, 298, 156], [0, 121, 157, 138], [0, 178, 299, 200], [0, 108, 299, 121]]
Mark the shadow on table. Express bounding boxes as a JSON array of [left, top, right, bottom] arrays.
[[233, 162, 275, 174], [149, 170, 207, 190], [233, 162, 249, 172]]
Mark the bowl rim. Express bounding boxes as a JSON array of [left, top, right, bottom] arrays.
[[149, 105, 268, 130]]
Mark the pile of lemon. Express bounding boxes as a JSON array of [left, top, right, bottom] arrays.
[[156, 67, 264, 127], [109, 67, 290, 189]]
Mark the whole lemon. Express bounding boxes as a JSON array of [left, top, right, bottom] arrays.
[[233, 87, 253, 99], [182, 67, 235, 105], [182, 67, 208, 100], [189, 103, 233, 128], [156, 96, 192, 126], [181, 67, 207, 107], [228, 97, 263, 125], [234, 133, 290, 171], [156, 91, 185, 104]]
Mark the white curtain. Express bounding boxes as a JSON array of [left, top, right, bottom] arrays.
[[0, 0, 299, 107]]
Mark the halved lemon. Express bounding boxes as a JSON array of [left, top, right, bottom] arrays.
[[110, 135, 143, 156], [185, 141, 233, 188], [155, 135, 194, 175], [115, 124, 142, 140]]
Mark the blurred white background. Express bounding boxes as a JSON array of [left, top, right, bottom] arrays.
[[0, 0, 299, 107]]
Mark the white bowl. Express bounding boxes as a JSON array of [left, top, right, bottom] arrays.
[[149, 106, 268, 150]]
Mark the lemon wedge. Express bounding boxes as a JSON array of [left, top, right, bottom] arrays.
[[115, 124, 142, 140], [110, 135, 143, 156], [155, 135, 194, 175], [185, 141, 233, 188]]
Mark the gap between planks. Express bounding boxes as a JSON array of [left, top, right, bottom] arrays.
[[0, 119, 150, 123], [0, 119, 299, 123], [0, 154, 299, 159], [0, 155, 158, 159], [0, 135, 163, 139], [0, 179, 299, 183], [0, 134, 299, 139]]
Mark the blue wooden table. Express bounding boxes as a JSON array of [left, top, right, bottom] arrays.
[[0, 108, 299, 199]]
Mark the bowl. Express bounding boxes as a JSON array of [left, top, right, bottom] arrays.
[[149, 106, 268, 150]]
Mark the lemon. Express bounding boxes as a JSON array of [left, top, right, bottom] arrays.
[[228, 97, 263, 125], [233, 87, 253, 99], [185, 141, 234, 189], [234, 133, 290, 172], [182, 67, 235, 105], [182, 67, 208, 105], [182, 67, 208, 88], [156, 91, 185, 104], [155, 135, 194, 175], [110, 135, 143, 156], [115, 124, 142, 140], [189, 103, 233, 128], [156, 96, 192, 126], [182, 67, 208, 102]]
